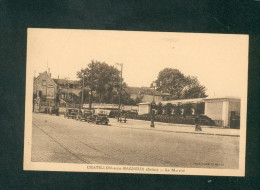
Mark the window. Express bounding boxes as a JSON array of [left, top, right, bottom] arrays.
[[42, 80, 46, 86]]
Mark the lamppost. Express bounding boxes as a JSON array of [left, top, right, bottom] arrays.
[[115, 63, 123, 121], [150, 82, 156, 127]]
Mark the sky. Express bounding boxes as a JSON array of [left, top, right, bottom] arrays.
[[27, 29, 249, 98]]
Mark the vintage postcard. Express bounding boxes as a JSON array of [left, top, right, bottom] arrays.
[[24, 28, 248, 176]]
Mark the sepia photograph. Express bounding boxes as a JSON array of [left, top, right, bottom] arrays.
[[24, 28, 248, 176]]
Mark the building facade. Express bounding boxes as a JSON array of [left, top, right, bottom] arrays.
[[33, 71, 58, 100], [33, 71, 81, 112], [204, 97, 240, 128], [138, 96, 241, 128]]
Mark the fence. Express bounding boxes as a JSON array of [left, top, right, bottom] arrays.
[[126, 113, 218, 126]]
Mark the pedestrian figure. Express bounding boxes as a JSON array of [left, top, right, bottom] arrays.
[[195, 114, 202, 131]]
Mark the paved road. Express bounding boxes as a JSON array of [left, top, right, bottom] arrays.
[[31, 113, 239, 169]]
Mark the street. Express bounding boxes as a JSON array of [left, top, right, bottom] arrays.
[[31, 113, 239, 169]]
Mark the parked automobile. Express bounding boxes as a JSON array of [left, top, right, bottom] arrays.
[[49, 106, 59, 116], [64, 108, 79, 119], [87, 109, 110, 125], [76, 109, 93, 121], [95, 113, 109, 125]]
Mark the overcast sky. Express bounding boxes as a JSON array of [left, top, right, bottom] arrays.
[[27, 29, 248, 98]]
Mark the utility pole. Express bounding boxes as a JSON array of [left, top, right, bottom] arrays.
[[81, 74, 84, 109], [89, 62, 93, 109]]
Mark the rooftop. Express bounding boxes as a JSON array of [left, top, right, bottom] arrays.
[[125, 86, 169, 96]]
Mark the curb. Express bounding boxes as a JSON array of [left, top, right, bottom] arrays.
[[111, 123, 240, 137], [126, 118, 224, 129]]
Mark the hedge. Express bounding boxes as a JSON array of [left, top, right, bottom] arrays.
[[126, 113, 215, 126]]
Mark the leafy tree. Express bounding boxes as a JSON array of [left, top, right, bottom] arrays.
[[153, 68, 207, 100], [77, 60, 138, 105], [154, 68, 186, 99], [77, 60, 122, 103], [182, 76, 207, 99], [156, 102, 163, 115]]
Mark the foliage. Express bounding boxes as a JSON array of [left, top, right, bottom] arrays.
[[195, 102, 205, 115], [182, 76, 207, 99], [77, 60, 120, 103], [77, 60, 138, 105], [173, 103, 182, 115], [164, 103, 173, 115], [153, 68, 207, 100], [183, 103, 193, 116], [156, 102, 163, 115], [127, 114, 214, 126], [154, 68, 186, 99]]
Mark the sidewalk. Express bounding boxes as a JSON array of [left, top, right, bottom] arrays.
[[110, 118, 240, 137]]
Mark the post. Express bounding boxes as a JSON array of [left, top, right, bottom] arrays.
[[119, 64, 123, 119], [150, 82, 156, 127], [89, 62, 93, 109], [81, 74, 84, 109]]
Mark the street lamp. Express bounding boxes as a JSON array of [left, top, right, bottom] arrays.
[[115, 63, 123, 121], [150, 82, 156, 127]]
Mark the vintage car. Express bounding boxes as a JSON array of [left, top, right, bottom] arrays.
[[49, 106, 59, 116], [87, 109, 110, 125], [76, 109, 93, 121], [64, 108, 79, 119]]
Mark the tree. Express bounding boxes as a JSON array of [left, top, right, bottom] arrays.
[[156, 102, 163, 115], [77, 60, 122, 103], [77, 60, 138, 105], [154, 68, 186, 99], [181, 76, 207, 99], [153, 68, 207, 100]]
